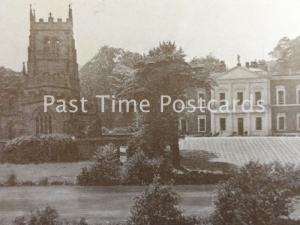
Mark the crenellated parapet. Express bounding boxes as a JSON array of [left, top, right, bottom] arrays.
[[30, 4, 73, 30]]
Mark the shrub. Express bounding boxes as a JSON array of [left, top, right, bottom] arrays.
[[13, 206, 59, 225], [212, 162, 297, 225], [38, 178, 49, 186], [183, 216, 212, 225], [5, 173, 17, 186], [0, 134, 80, 164], [77, 143, 121, 185], [12, 206, 127, 225], [21, 181, 35, 186], [123, 150, 173, 185], [127, 177, 186, 225]]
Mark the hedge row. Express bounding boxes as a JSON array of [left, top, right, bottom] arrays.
[[0, 134, 80, 164]]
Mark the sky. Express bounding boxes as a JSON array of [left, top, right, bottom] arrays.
[[1, 0, 300, 71]]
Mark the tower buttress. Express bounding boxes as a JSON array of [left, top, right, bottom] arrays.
[[30, 5, 35, 25]]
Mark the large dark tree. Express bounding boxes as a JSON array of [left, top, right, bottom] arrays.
[[119, 42, 211, 168], [212, 162, 298, 225]]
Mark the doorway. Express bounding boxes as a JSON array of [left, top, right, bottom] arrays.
[[238, 118, 244, 136]]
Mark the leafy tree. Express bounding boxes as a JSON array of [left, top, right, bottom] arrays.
[[190, 54, 225, 73], [269, 37, 293, 63], [119, 41, 211, 167], [77, 143, 121, 185], [80, 46, 142, 129], [128, 177, 186, 225], [212, 162, 298, 225], [80, 46, 142, 97], [123, 150, 173, 185]]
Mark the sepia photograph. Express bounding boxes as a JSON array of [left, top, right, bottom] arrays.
[[1, 0, 300, 224]]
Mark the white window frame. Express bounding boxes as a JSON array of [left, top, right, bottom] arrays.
[[276, 86, 286, 105], [296, 86, 300, 105], [197, 115, 206, 132], [277, 113, 286, 131], [297, 114, 300, 131]]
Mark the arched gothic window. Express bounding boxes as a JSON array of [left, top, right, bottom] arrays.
[[35, 112, 52, 135]]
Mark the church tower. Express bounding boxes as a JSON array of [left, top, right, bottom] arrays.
[[21, 5, 81, 136], [25, 5, 80, 99]]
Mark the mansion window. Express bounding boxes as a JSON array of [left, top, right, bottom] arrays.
[[35, 112, 52, 135], [277, 114, 286, 131], [219, 93, 226, 106], [276, 87, 286, 105], [255, 91, 262, 105], [297, 87, 300, 104], [256, 117, 262, 131], [298, 114, 300, 131], [198, 115, 206, 132], [220, 118, 226, 131], [237, 92, 244, 105]]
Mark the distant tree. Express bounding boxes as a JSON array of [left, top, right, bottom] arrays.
[[80, 46, 142, 97], [269, 36, 300, 72], [212, 162, 298, 225], [80, 46, 142, 128], [269, 37, 293, 63], [119, 41, 211, 167], [190, 54, 225, 73], [128, 177, 186, 225]]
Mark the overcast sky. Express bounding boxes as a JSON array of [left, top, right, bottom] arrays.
[[1, 0, 300, 70]]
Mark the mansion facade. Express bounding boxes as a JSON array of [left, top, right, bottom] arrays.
[[181, 62, 300, 137]]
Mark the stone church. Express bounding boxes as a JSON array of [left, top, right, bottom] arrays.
[[0, 6, 98, 140]]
